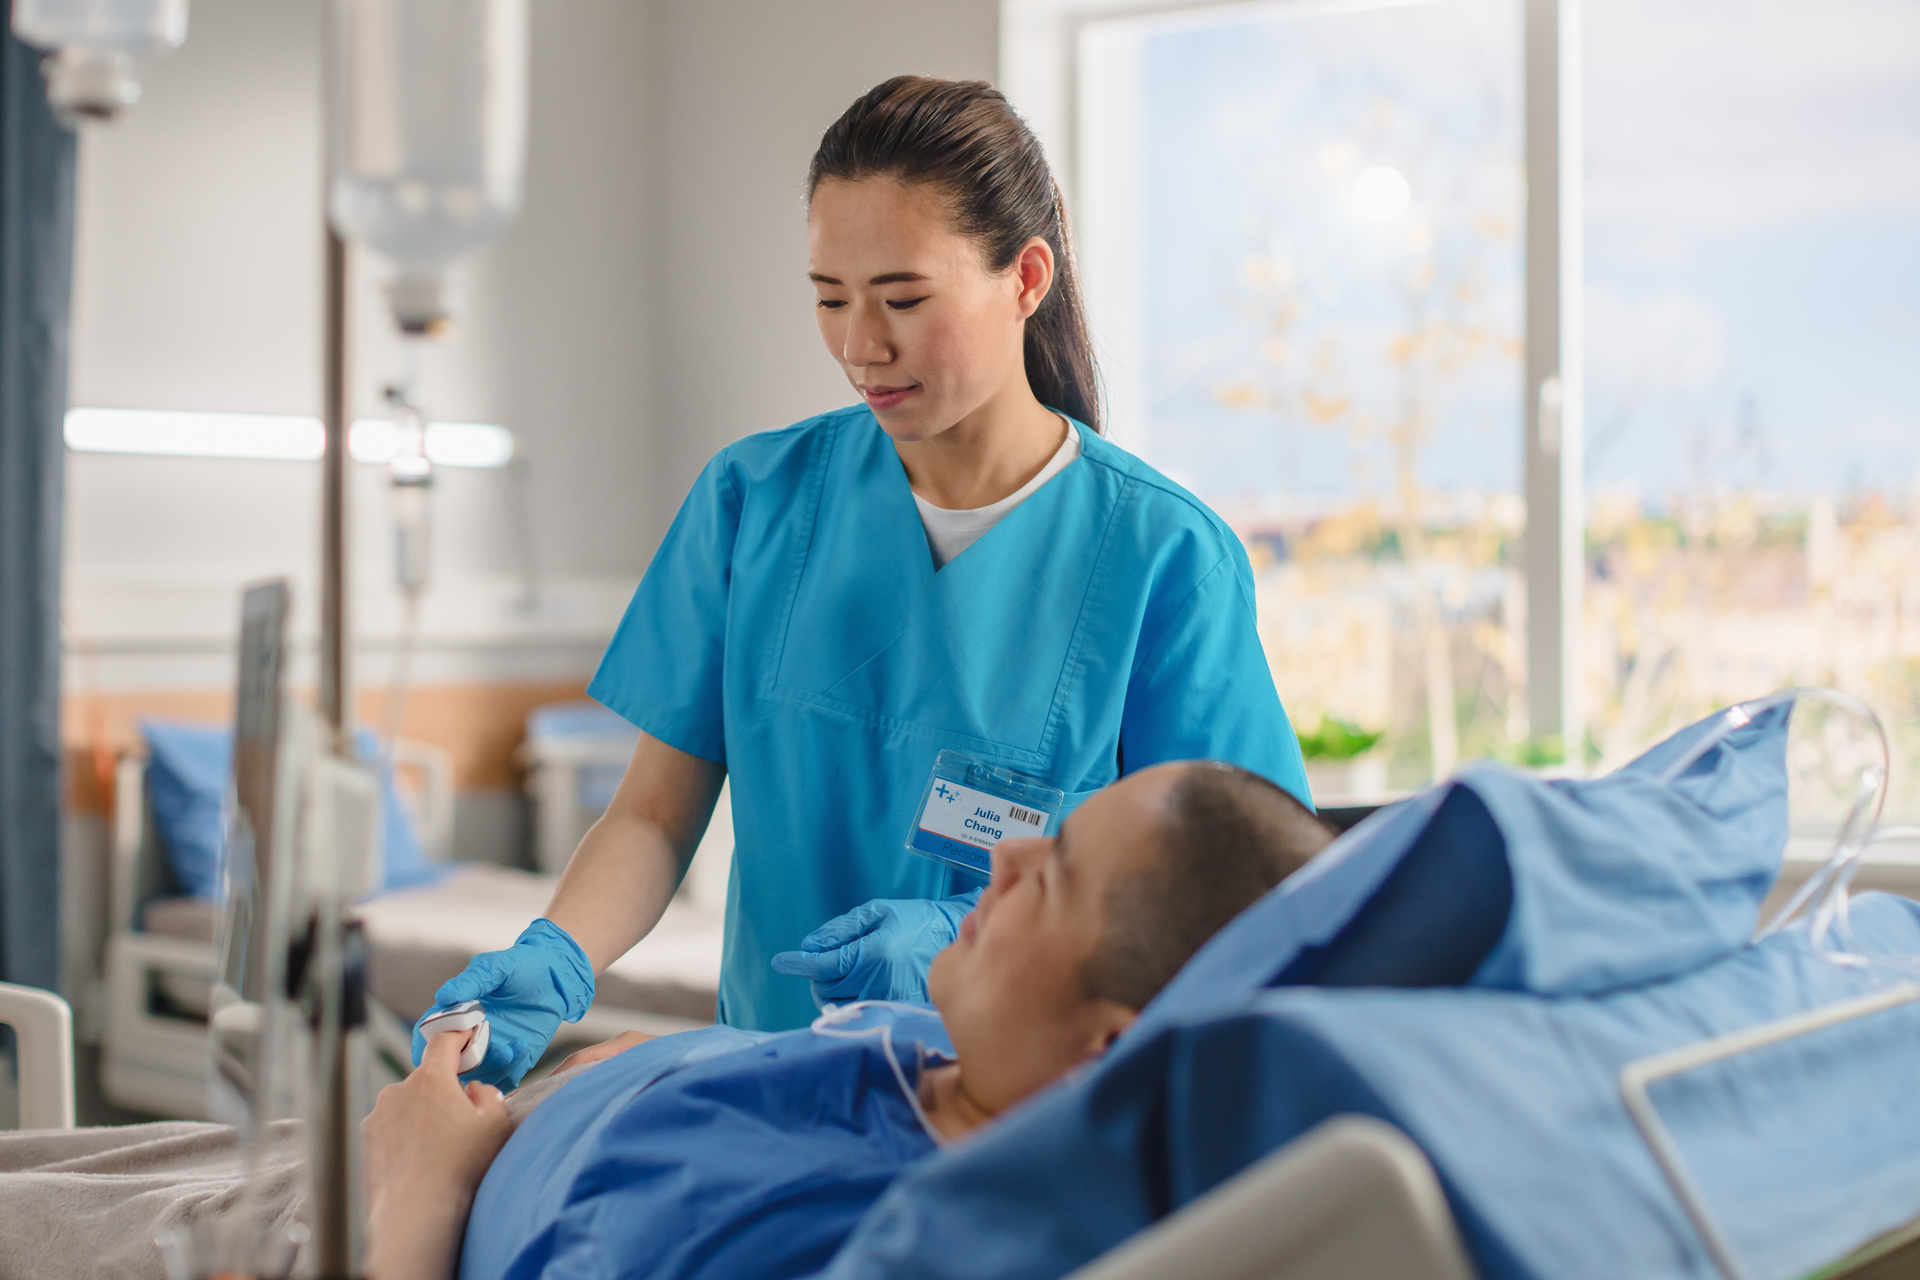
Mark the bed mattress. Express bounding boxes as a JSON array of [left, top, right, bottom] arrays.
[[140, 864, 722, 1023]]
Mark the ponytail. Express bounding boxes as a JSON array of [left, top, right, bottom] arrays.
[[807, 76, 1102, 434]]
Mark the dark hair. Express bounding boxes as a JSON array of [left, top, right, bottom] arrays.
[[807, 75, 1102, 434], [1081, 764, 1335, 1010]]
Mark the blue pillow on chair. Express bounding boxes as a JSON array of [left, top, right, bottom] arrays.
[[141, 720, 232, 901], [140, 719, 445, 901]]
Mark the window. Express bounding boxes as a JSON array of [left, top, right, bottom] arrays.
[[1047, 0, 1920, 811], [1079, 0, 1526, 791], [1584, 0, 1920, 813]]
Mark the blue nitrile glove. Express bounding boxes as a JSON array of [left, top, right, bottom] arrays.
[[411, 918, 594, 1088], [770, 890, 982, 1006]]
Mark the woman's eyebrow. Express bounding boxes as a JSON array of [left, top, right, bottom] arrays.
[[805, 271, 929, 286]]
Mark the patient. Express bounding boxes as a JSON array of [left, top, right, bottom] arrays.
[[364, 761, 1333, 1280]]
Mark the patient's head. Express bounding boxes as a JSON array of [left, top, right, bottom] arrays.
[[928, 761, 1333, 1114]]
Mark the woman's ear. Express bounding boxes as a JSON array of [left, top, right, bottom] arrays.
[[1013, 236, 1055, 319]]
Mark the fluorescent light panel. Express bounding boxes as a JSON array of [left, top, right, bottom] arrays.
[[64, 407, 515, 469]]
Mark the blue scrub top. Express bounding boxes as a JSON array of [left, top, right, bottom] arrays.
[[589, 405, 1309, 1030]]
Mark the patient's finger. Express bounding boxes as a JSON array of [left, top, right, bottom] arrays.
[[556, 1030, 653, 1075], [420, 1027, 472, 1076]]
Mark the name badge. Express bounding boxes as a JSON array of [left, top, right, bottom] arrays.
[[907, 750, 1065, 876]]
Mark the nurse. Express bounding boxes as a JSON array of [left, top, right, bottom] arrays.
[[417, 75, 1311, 1083]]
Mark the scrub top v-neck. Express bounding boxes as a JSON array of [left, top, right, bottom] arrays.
[[589, 404, 1310, 1031], [914, 418, 1080, 568]]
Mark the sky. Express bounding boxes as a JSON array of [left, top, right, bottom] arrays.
[[1136, 0, 1523, 507], [1120, 0, 1920, 509], [1581, 0, 1920, 502]]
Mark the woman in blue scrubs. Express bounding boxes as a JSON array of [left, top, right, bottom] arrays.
[[420, 76, 1310, 1080]]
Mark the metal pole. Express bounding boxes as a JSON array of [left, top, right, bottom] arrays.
[[1523, 0, 1584, 759], [315, 3, 360, 1272], [320, 220, 351, 751], [314, 221, 364, 1279]]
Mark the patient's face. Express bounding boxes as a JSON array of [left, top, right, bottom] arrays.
[[927, 766, 1181, 1114]]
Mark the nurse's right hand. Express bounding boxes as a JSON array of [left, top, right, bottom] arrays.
[[411, 918, 596, 1089]]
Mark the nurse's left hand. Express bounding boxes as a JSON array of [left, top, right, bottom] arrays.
[[771, 893, 979, 1006]]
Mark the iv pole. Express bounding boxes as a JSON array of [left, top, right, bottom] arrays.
[[319, 24, 350, 758], [310, 1, 529, 1264], [313, 224, 360, 1276], [315, 0, 360, 1266]]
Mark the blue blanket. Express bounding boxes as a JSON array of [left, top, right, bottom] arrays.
[[462, 1005, 950, 1280], [825, 704, 1920, 1280]]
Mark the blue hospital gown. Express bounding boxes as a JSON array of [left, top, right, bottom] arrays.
[[459, 1005, 949, 1280]]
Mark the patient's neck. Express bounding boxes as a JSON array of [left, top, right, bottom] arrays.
[[917, 1063, 996, 1142]]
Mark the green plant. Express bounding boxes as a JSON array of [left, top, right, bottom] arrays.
[[1298, 717, 1385, 762], [1507, 734, 1565, 768]]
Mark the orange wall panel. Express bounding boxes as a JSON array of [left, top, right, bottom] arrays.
[[62, 680, 592, 812]]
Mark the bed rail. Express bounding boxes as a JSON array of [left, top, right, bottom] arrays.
[[0, 981, 75, 1129], [1066, 1115, 1475, 1280]]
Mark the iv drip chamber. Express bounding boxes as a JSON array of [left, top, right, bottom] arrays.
[[386, 380, 433, 595], [11, 0, 189, 123], [328, 0, 530, 336]]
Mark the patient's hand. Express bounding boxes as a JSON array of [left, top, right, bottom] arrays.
[[555, 1029, 655, 1074], [364, 1029, 514, 1280]]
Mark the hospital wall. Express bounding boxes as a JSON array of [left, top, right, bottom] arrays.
[[646, 0, 1001, 494], [58, 1, 998, 1005]]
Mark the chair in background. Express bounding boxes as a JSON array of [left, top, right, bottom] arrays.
[[520, 701, 640, 874]]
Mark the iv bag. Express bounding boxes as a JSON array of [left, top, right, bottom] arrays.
[[329, 0, 530, 336], [10, 0, 188, 123]]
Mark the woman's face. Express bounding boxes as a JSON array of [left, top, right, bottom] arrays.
[[808, 177, 1052, 442]]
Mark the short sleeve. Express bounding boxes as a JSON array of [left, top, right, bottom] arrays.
[[1119, 549, 1313, 807], [587, 452, 741, 765]]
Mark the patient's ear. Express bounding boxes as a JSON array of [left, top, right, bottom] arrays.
[[1081, 1001, 1136, 1059]]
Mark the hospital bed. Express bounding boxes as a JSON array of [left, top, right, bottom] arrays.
[[1053, 993, 1920, 1280], [99, 747, 725, 1119], [9, 975, 1920, 1280], [26, 689, 1920, 1276], [1058, 1117, 1920, 1280]]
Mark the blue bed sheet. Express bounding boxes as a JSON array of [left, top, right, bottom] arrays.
[[824, 703, 1920, 1280], [830, 896, 1920, 1280]]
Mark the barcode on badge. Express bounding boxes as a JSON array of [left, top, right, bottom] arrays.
[[1009, 804, 1045, 827]]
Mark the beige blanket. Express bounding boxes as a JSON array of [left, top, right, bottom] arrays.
[[0, 1065, 584, 1280], [0, 1121, 306, 1280]]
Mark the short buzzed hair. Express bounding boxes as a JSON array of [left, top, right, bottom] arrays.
[[1080, 763, 1335, 1010]]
